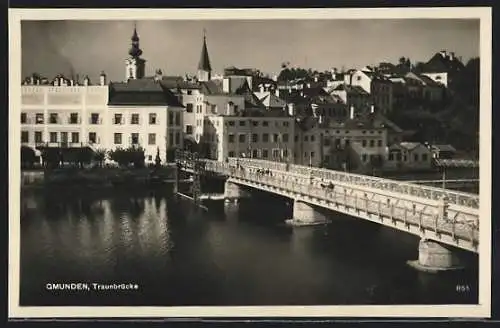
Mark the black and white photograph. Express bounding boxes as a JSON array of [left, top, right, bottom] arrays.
[[9, 7, 491, 318]]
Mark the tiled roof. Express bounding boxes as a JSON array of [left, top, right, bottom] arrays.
[[258, 93, 287, 108], [399, 142, 422, 150], [421, 52, 465, 73], [431, 144, 457, 152], [108, 80, 184, 107], [331, 84, 370, 95]]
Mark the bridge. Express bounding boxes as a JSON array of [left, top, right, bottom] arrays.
[[176, 154, 480, 273], [405, 179, 479, 190]]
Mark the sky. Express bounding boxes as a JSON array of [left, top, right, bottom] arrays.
[[21, 19, 479, 83]]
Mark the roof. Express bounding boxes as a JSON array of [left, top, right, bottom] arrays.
[[201, 78, 266, 110], [421, 51, 465, 74], [257, 92, 287, 108], [404, 72, 442, 87], [331, 84, 370, 95], [198, 36, 212, 71], [431, 144, 457, 152], [399, 142, 423, 151], [108, 79, 184, 107]]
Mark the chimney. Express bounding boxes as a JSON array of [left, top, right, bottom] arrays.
[[439, 50, 447, 58], [100, 71, 107, 85], [36, 79, 40, 85], [349, 105, 355, 119], [449, 52, 455, 60], [60, 77, 67, 86], [223, 77, 231, 93], [29, 76, 35, 85], [154, 69, 162, 82], [314, 76, 318, 83], [318, 115, 324, 124], [70, 79, 74, 86], [370, 104, 375, 114], [53, 78, 59, 86], [83, 76, 90, 86], [311, 104, 318, 117], [275, 88, 280, 98], [287, 103, 296, 116], [259, 84, 265, 93]]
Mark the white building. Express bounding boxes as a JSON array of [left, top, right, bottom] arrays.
[[20, 26, 184, 165], [386, 142, 433, 171], [204, 114, 295, 162]]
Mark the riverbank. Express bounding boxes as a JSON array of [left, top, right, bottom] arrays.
[[21, 166, 179, 190]]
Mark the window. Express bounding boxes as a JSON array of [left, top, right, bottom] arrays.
[[356, 76, 361, 81], [131, 114, 140, 124], [262, 149, 268, 158], [49, 113, 58, 124], [168, 112, 173, 126], [50, 132, 58, 143], [283, 121, 289, 127], [186, 103, 193, 113], [186, 125, 193, 135], [21, 131, 29, 143], [228, 151, 235, 157], [175, 132, 180, 145], [252, 134, 258, 143], [283, 149, 289, 157], [414, 154, 419, 161], [263, 121, 269, 127], [91, 113, 99, 124], [282, 134, 289, 142], [369, 140, 375, 147], [88, 132, 97, 143], [311, 135, 315, 142], [304, 136, 309, 141], [310, 152, 315, 158], [21, 113, 27, 124], [148, 155, 153, 161], [362, 130, 367, 134], [262, 133, 269, 142], [422, 153, 428, 161], [294, 135, 299, 142], [168, 133, 173, 146], [396, 153, 402, 161], [273, 134, 279, 143], [228, 134, 235, 143], [71, 132, 79, 143], [187, 90, 192, 95], [324, 155, 330, 163], [36, 113, 44, 124], [234, 105, 239, 112], [362, 140, 367, 147], [323, 138, 330, 146], [377, 140, 382, 147], [362, 154, 367, 162], [175, 113, 181, 126], [389, 153, 394, 161], [70, 113, 79, 124], [239, 134, 246, 143], [114, 114, 123, 125], [114, 133, 122, 145], [148, 133, 156, 145], [252, 121, 259, 127], [239, 121, 246, 127], [252, 149, 258, 158], [35, 131, 42, 143], [228, 121, 235, 126], [131, 133, 139, 145], [272, 149, 280, 158], [149, 113, 157, 124]]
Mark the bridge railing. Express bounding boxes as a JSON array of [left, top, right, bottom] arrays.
[[227, 168, 478, 249], [207, 158, 479, 210]]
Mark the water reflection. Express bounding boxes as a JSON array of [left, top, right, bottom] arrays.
[[20, 190, 478, 306]]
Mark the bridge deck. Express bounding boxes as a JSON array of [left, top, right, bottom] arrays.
[[179, 158, 479, 253]]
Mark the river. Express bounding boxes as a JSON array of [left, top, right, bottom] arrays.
[[19, 188, 478, 306]]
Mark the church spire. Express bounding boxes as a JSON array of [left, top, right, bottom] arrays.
[[197, 29, 212, 81], [129, 22, 143, 58]]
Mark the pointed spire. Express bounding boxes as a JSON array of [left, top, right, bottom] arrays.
[[198, 29, 212, 71], [129, 22, 143, 58]]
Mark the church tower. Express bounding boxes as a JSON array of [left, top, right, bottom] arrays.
[[125, 24, 146, 80], [197, 30, 212, 82]]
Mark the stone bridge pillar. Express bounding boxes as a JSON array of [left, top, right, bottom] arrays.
[[408, 239, 464, 273], [289, 200, 329, 226], [223, 181, 250, 204]]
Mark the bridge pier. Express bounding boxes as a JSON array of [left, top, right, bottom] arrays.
[[287, 200, 329, 226], [223, 181, 250, 204], [407, 239, 464, 273]]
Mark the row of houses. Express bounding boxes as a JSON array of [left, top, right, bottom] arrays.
[[19, 26, 458, 172]]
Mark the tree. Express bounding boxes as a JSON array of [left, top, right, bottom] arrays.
[[21, 146, 37, 169], [108, 146, 146, 168], [154, 147, 161, 168], [93, 149, 106, 167]]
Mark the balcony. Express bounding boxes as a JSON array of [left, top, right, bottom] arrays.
[[35, 142, 95, 149], [67, 118, 82, 124]]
